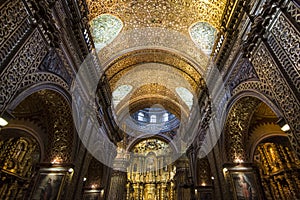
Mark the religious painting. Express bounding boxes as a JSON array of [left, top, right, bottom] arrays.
[[224, 163, 264, 200], [230, 171, 262, 200], [31, 172, 65, 200], [230, 171, 260, 200]]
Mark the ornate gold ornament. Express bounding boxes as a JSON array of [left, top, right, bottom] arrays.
[[86, 0, 227, 32]]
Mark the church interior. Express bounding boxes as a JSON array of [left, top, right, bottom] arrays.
[[0, 0, 300, 199]]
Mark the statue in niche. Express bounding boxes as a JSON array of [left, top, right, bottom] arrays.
[[146, 155, 156, 172]]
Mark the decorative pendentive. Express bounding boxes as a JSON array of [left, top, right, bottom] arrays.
[[0, 29, 48, 113], [252, 43, 300, 156]]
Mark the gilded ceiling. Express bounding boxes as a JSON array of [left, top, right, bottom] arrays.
[[87, 0, 222, 127], [111, 63, 197, 119], [87, 0, 227, 32], [106, 49, 204, 90]]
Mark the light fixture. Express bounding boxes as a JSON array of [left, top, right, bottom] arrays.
[[277, 118, 290, 132], [0, 118, 8, 126], [281, 124, 290, 132], [51, 157, 62, 164], [211, 176, 214, 180], [0, 111, 14, 127], [83, 177, 87, 182], [68, 168, 74, 173]]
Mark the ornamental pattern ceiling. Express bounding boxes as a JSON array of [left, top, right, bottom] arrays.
[[87, 0, 223, 130], [87, 0, 227, 32], [105, 49, 204, 92], [111, 63, 196, 118]]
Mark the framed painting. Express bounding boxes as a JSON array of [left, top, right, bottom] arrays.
[[225, 164, 264, 200], [31, 172, 65, 200], [231, 171, 259, 200]]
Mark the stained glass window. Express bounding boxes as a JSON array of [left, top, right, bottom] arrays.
[[112, 85, 132, 107], [138, 112, 144, 121], [189, 22, 217, 55], [176, 87, 193, 110], [90, 14, 123, 50], [150, 115, 157, 123]]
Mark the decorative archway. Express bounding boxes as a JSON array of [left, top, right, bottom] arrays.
[[223, 92, 284, 163], [11, 89, 74, 163]]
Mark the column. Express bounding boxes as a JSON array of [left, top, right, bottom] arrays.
[[107, 158, 128, 200], [174, 155, 191, 200]]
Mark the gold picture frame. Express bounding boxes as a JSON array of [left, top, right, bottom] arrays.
[[30, 167, 67, 200]]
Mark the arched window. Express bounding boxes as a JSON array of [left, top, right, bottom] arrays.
[[138, 112, 144, 121], [150, 115, 156, 123], [163, 113, 169, 122]]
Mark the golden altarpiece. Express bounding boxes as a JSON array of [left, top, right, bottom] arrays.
[[126, 139, 176, 200]]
